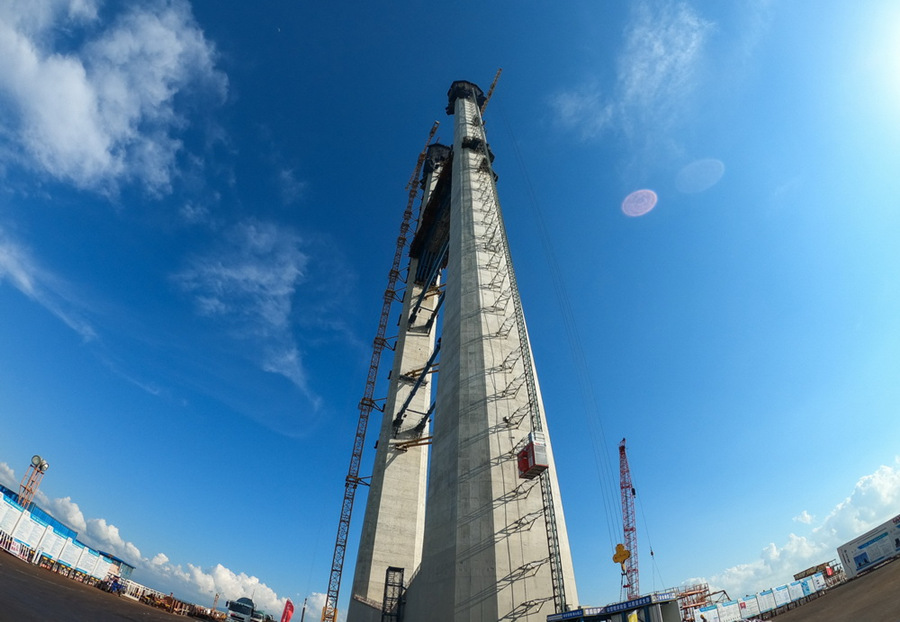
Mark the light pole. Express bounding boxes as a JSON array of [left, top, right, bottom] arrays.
[[18, 454, 49, 510]]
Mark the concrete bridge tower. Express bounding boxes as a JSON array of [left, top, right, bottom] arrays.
[[348, 81, 578, 622]]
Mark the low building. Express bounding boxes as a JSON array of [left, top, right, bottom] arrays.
[[547, 593, 682, 622]]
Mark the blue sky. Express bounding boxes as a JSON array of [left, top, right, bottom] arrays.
[[1, 0, 900, 617]]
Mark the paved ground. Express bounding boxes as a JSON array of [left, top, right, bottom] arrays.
[[0, 551, 184, 621], [768, 558, 900, 622], [3, 544, 899, 621]]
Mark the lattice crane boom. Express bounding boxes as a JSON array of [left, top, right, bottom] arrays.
[[320, 121, 439, 622], [619, 438, 639, 600], [480, 67, 502, 114]]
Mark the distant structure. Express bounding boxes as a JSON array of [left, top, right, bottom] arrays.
[[18, 454, 49, 511], [342, 80, 578, 622]]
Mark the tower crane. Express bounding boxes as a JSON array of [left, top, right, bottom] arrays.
[[480, 68, 502, 114], [320, 121, 439, 622], [617, 438, 639, 600]]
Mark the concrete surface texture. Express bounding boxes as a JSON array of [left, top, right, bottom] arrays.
[[399, 84, 578, 622], [348, 258, 438, 620]]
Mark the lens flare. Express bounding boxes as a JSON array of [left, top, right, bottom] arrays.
[[676, 158, 725, 193], [621, 189, 658, 217]]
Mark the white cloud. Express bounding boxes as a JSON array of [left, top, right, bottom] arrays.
[[84, 517, 143, 561], [793, 510, 814, 525], [0, 462, 17, 489], [0, 0, 226, 194], [151, 552, 169, 566], [40, 495, 88, 533], [288, 594, 344, 622], [26, 490, 140, 563], [708, 458, 900, 598], [174, 220, 317, 399], [707, 534, 824, 599], [0, 226, 97, 341], [551, 0, 712, 141], [0, 0, 99, 34], [137, 558, 289, 617], [813, 464, 900, 542]]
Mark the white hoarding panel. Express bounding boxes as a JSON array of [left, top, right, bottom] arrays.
[[811, 572, 827, 591], [716, 600, 740, 622], [0, 497, 22, 534], [772, 585, 790, 607], [92, 556, 111, 579], [788, 581, 805, 602], [697, 604, 720, 622], [738, 596, 760, 617], [89, 552, 103, 576], [13, 514, 44, 547], [0, 498, 10, 530], [59, 539, 83, 568], [837, 513, 900, 579], [43, 530, 66, 561], [800, 577, 815, 597], [756, 590, 776, 613], [77, 547, 100, 574], [33, 524, 52, 552], [10, 514, 33, 545]]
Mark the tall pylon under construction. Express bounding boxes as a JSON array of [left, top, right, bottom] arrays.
[[346, 80, 578, 622]]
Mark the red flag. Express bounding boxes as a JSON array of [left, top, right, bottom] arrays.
[[280, 599, 295, 622]]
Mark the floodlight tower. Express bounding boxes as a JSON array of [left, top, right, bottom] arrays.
[[19, 454, 49, 510]]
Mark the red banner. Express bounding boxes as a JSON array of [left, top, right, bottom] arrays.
[[280, 599, 294, 622]]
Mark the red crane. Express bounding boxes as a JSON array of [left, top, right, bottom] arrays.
[[618, 438, 639, 600]]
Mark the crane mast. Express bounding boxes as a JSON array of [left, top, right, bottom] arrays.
[[619, 438, 639, 600], [320, 122, 439, 622]]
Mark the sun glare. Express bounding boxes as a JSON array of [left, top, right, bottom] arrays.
[[863, 7, 900, 120]]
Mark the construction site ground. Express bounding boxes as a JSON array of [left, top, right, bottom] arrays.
[[0, 549, 182, 621], [770, 557, 900, 622], [2, 540, 900, 622]]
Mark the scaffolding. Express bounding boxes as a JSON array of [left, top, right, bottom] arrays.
[[381, 567, 405, 622]]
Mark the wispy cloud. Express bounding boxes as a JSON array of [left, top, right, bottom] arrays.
[[174, 220, 319, 404], [732, 0, 776, 65], [0, 226, 96, 341], [617, 1, 711, 130], [97, 354, 165, 396], [278, 168, 307, 206], [550, 0, 712, 141], [549, 82, 614, 140], [701, 458, 900, 598], [180, 201, 213, 225], [0, 0, 226, 195]]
